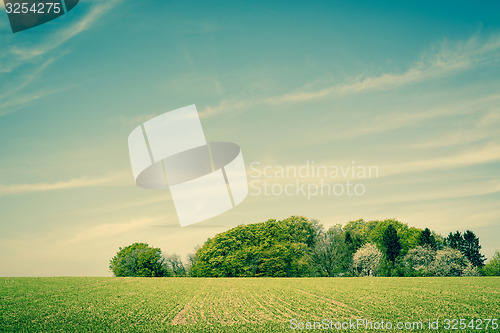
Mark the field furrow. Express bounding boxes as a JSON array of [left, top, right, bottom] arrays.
[[1, 277, 499, 332]]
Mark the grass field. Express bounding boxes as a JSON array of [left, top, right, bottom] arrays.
[[1, 277, 499, 332]]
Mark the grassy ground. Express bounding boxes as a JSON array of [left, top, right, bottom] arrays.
[[1, 277, 499, 332]]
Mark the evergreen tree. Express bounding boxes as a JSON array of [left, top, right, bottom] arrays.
[[445, 231, 463, 249], [381, 224, 402, 264], [418, 228, 437, 249], [461, 230, 486, 267]]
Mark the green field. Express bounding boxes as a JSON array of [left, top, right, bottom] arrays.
[[1, 277, 499, 332]]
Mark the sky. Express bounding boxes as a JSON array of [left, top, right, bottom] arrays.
[[1, 0, 499, 276]]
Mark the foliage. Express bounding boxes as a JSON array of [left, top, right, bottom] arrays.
[[482, 251, 500, 276], [381, 224, 402, 264], [427, 247, 475, 277], [351, 243, 383, 277], [309, 224, 353, 276], [417, 228, 437, 249], [164, 254, 187, 277], [402, 245, 436, 276], [461, 230, 486, 268], [190, 216, 317, 277], [445, 231, 463, 249], [109, 243, 166, 277], [343, 218, 420, 256], [111, 218, 488, 279], [462, 262, 481, 277], [445, 230, 486, 267]]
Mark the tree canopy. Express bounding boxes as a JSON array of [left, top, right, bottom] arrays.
[[190, 216, 317, 277], [483, 251, 500, 276], [445, 230, 486, 267], [109, 243, 166, 277], [112, 216, 488, 278], [418, 228, 437, 249], [381, 224, 402, 264]]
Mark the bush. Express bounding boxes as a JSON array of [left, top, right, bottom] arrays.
[[428, 247, 474, 277], [402, 245, 436, 276], [482, 251, 500, 276]]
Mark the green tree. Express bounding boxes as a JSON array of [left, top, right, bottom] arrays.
[[417, 228, 437, 249], [482, 251, 500, 276], [402, 245, 436, 276], [445, 231, 463, 249], [310, 224, 351, 276], [461, 230, 486, 268], [109, 243, 166, 277], [190, 216, 317, 277], [445, 230, 485, 267], [381, 224, 401, 264]]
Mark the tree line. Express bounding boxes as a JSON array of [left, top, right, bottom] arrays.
[[109, 216, 500, 277]]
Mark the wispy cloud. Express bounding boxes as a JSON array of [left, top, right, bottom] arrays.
[[0, 0, 122, 114], [110, 113, 158, 128], [2, 0, 122, 64], [65, 196, 170, 217], [413, 129, 492, 149], [249, 141, 500, 184], [67, 215, 166, 243], [369, 179, 500, 205], [382, 143, 500, 177], [296, 92, 500, 146], [0, 170, 130, 196], [199, 33, 500, 118], [479, 109, 500, 127]]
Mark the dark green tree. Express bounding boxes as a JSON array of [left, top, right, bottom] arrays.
[[461, 230, 486, 268], [417, 228, 437, 249], [445, 230, 485, 268], [445, 231, 463, 249], [109, 243, 166, 277], [381, 224, 402, 264]]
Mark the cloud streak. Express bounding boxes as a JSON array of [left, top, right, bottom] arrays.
[[200, 33, 500, 118], [382, 144, 500, 177], [0, 170, 130, 196], [0, 0, 122, 114]]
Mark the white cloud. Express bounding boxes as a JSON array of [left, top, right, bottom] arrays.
[[382, 144, 500, 177], [67, 216, 165, 243], [413, 131, 489, 150], [479, 109, 500, 127], [0, 0, 122, 113], [0, 170, 130, 196], [368, 180, 500, 205], [295, 93, 500, 147], [200, 33, 500, 118]]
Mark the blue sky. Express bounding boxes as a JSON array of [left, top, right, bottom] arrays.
[[1, 1, 499, 276]]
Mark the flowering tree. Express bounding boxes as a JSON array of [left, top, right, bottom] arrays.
[[403, 245, 436, 276], [428, 247, 478, 277], [351, 243, 383, 277]]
